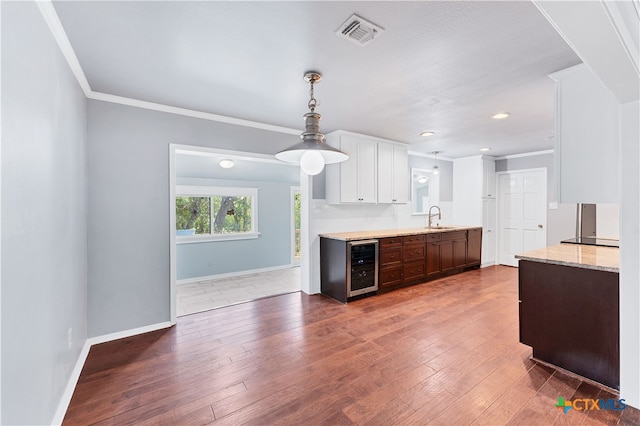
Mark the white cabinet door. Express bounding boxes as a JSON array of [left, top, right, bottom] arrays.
[[392, 145, 409, 203], [482, 159, 496, 198], [551, 64, 619, 203], [377, 143, 394, 203], [357, 141, 377, 203], [378, 143, 409, 204], [338, 135, 360, 203], [482, 199, 496, 265], [326, 134, 377, 203]]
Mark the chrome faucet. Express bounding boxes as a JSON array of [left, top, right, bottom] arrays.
[[428, 205, 441, 228]]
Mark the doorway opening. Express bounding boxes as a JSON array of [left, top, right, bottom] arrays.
[[169, 144, 302, 320]]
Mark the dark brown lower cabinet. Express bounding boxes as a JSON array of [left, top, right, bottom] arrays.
[[519, 259, 619, 390], [379, 237, 403, 289], [466, 228, 482, 266], [426, 240, 441, 277], [323, 228, 483, 300]]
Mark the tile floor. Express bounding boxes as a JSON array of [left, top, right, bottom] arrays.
[[176, 266, 300, 316]]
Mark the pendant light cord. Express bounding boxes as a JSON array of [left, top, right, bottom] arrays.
[[308, 79, 317, 112]]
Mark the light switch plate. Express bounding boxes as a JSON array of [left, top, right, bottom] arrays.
[[548, 202, 558, 210]]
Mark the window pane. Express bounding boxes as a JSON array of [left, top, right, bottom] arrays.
[[213, 196, 252, 234], [176, 196, 211, 234]]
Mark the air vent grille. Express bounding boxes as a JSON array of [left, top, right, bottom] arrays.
[[336, 14, 384, 46]]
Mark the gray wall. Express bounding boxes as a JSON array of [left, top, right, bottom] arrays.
[[495, 153, 575, 245], [176, 178, 296, 280], [87, 100, 299, 337], [2, 2, 88, 424]]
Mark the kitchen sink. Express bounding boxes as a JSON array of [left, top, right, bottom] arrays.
[[428, 226, 456, 230]]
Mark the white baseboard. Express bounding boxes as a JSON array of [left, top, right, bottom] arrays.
[[176, 264, 296, 285], [88, 321, 173, 346], [52, 321, 174, 424], [51, 341, 91, 426]]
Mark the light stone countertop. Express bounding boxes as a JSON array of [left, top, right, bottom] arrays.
[[319, 226, 481, 242], [515, 243, 619, 273]]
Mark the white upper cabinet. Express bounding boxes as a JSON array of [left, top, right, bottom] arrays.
[[550, 63, 619, 203], [377, 142, 409, 204], [325, 132, 378, 204], [482, 159, 496, 198]]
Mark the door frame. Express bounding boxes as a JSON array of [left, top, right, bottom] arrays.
[[496, 167, 547, 267], [169, 144, 305, 324], [290, 186, 301, 266]]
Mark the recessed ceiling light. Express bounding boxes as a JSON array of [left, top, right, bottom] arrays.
[[219, 159, 234, 169], [480, 148, 491, 152], [420, 131, 435, 137], [491, 112, 510, 120]]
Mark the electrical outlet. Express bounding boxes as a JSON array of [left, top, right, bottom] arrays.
[[67, 328, 72, 349]]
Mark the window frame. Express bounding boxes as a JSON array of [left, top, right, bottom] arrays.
[[175, 185, 259, 244]]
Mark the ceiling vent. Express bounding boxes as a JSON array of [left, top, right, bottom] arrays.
[[336, 14, 384, 46]]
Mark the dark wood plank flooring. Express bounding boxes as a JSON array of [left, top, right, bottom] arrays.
[[63, 266, 639, 425]]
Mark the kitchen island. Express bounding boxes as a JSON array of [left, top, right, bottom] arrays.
[[320, 226, 482, 302], [516, 243, 620, 390]]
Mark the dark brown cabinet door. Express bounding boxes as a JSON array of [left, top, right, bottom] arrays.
[[426, 242, 441, 277], [379, 266, 402, 287], [403, 262, 425, 282], [453, 239, 467, 268], [380, 247, 402, 265], [440, 240, 454, 272], [467, 228, 482, 265]]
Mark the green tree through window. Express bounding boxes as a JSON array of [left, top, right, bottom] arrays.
[[176, 186, 257, 238]]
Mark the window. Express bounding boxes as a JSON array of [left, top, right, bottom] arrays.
[[175, 185, 259, 242]]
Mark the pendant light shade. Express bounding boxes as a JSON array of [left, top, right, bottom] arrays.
[[275, 72, 348, 175], [432, 151, 440, 176]]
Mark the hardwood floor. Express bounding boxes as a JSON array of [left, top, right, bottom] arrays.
[[64, 266, 639, 425]]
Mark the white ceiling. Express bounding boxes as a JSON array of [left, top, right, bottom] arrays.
[[52, 1, 581, 158]]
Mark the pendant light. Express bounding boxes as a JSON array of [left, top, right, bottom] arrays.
[[275, 71, 348, 175], [432, 151, 440, 176]]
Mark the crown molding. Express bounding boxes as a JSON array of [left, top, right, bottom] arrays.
[[495, 149, 554, 160], [36, 1, 91, 97], [89, 92, 300, 135]]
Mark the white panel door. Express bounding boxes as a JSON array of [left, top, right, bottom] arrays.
[[498, 170, 547, 267]]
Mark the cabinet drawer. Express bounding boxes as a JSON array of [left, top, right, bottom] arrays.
[[403, 234, 426, 245], [403, 244, 425, 261], [380, 237, 402, 248], [403, 263, 425, 281], [380, 247, 402, 265], [380, 266, 403, 287], [441, 230, 467, 241], [426, 233, 441, 242]]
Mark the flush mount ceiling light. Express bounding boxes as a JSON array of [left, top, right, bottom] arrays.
[[417, 176, 428, 184], [219, 159, 234, 169], [275, 71, 348, 176], [420, 131, 435, 137], [491, 112, 510, 120], [432, 151, 440, 176], [480, 148, 491, 152]]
